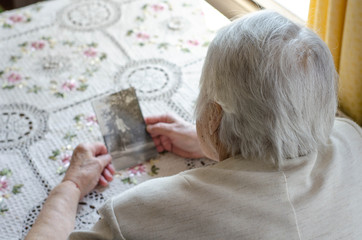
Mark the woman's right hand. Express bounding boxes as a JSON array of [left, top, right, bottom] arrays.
[[145, 114, 205, 159]]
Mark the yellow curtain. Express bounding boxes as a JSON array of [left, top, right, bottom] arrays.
[[308, 0, 362, 125]]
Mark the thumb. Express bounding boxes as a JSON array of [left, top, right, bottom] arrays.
[[96, 154, 112, 170], [147, 122, 173, 137], [90, 142, 108, 156]]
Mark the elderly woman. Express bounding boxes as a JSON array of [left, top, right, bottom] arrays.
[[26, 10, 362, 240]]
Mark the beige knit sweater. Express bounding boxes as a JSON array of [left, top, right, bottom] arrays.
[[69, 118, 362, 240]]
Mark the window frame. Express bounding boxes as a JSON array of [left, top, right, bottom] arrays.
[[206, 0, 305, 24]]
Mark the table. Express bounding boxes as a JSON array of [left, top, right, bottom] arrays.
[[0, 0, 227, 238]]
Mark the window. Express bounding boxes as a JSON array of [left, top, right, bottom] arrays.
[[205, 0, 310, 24]]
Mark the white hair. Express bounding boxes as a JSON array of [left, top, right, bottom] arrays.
[[195, 10, 337, 167]]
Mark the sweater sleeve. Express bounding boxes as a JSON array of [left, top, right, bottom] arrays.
[[68, 198, 126, 240]]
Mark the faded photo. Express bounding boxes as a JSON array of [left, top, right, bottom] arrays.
[[92, 87, 158, 170]]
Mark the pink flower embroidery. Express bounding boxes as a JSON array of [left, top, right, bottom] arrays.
[[85, 114, 97, 125], [9, 14, 24, 23], [84, 48, 97, 57], [31, 41, 46, 50], [136, 32, 150, 41], [151, 4, 164, 12], [61, 154, 71, 167], [61, 79, 77, 91], [128, 164, 146, 176], [7, 73, 22, 83], [0, 176, 9, 192], [187, 40, 199, 46]]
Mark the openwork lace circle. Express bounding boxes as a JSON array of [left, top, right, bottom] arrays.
[[21, 191, 105, 237], [0, 103, 48, 150], [58, 0, 121, 31], [115, 59, 182, 101]]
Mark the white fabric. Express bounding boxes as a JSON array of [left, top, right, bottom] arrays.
[[0, 0, 220, 238], [69, 118, 362, 239]]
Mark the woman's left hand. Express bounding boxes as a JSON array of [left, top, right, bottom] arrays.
[[62, 142, 115, 199]]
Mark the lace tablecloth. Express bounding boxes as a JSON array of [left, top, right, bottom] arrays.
[[0, 0, 226, 238]]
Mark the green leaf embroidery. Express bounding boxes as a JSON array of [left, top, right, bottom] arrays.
[[18, 42, 28, 47], [126, 30, 134, 36], [49, 149, 61, 160], [136, 16, 144, 22], [2, 84, 15, 90], [83, 68, 98, 77], [10, 55, 22, 62], [63, 41, 75, 46], [121, 177, 137, 185], [158, 42, 169, 50], [27, 85, 42, 93], [87, 42, 98, 48], [0, 169, 12, 177], [181, 48, 190, 53], [99, 53, 107, 61], [77, 83, 88, 92], [3, 23, 12, 28], [63, 132, 77, 142], [41, 36, 52, 41], [12, 184, 24, 194], [56, 166, 67, 175], [74, 114, 84, 123], [0, 202, 9, 215], [54, 92, 65, 98], [148, 165, 160, 176], [202, 41, 210, 47]]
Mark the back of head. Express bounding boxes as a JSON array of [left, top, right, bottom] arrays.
[[196, 10, 338, 167]]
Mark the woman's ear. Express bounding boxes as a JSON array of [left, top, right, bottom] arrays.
[[207, 102, 229, 161], [208, 102, 223, 136]]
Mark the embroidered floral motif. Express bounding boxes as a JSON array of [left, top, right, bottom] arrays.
[[61, 79, 77, 92], [187, 40, 199, 46], [48, 113, 99, 175], [0, 168, 24, 215], [151, 4, 165, 12], [74, 113, 98, 131], [84, 48, 98, 57], [128, 164, 146, 176], [117, 158, 160, 185], [1, 12, 31, 29], [1, 69, 30, 90], [0, 37, 107, 97], [148, 159, 160, 176], [7, 72, 22, 83], [125, 1, 209, 53], [30, 40, 46, 50], [48, 145, 74, 175]]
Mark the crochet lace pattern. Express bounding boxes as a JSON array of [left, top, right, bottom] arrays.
[[0, 0, 217, 238]]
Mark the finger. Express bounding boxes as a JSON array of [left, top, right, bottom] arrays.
[[145, 114, 176, 125], [96, 154, 112, 170], [156, 145, 165, 152], [151, 137, 164, 152], [106, 164, 115, 175], [98, 175, 108, 187], [89, 142, 108, 156], [152, 136, 161, 146], [147, 122, 173, 136], [102, 168, 113, 182], [160, 135, 172, 152]]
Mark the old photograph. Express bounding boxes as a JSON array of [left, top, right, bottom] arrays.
[[92, 87, 158, 170]]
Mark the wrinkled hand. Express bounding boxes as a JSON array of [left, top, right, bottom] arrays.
[[62, 143, 115, 199], [145, 114, 205, 159]]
